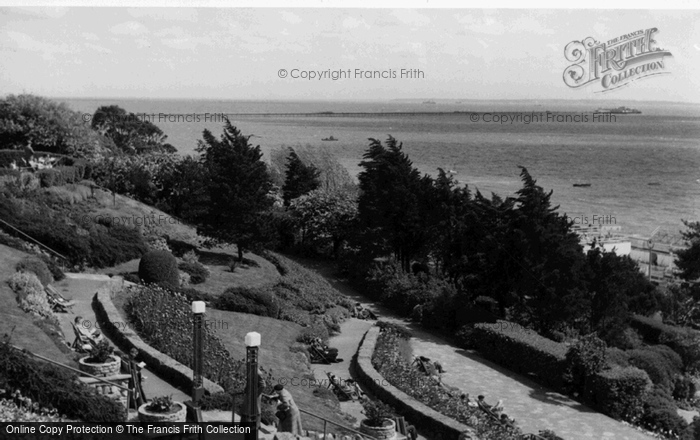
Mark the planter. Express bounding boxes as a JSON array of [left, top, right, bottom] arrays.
[[78, 355, 121, 377], [138, 401, 186, 422], [360, 419, 396, 440]]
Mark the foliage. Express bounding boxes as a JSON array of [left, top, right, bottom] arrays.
[[626, 346, 682, 390], [287, 188, 358, 258], [39, 254, 65, 282], [196, 121, 274, 262], [0, 94, 115, 158], [36, 164, 87, 188], [91, 105, 174, 155], [16, 257, 53, 287], [673, 375, 697, 401], [178, 260, 210, 284], [124, 284, 245, 391], [564, 334, 607, 394], [296, 316, 330, 344], [282, 148, 320, 205], [145, 395, 174, 413], [0, 150, 27, 168], [470, 321, 568, 390], [639, 385, 687, 437], [371, 327, 521, 439], [0, 340, 126, 421], [630, 315, 700, 371], [7, 271, 54, 319], [0, 192, 148, 268], [86, 340, 114, 364], [674, 220, 700, 283], [583, 365, 651, 423], [357, 136, 435, 273], [361, 398, 394, 427], [215, 287, 280, 318], [269, 144, 356, 193], [537, 430, 565, 440], [138, 250, 180, 289]]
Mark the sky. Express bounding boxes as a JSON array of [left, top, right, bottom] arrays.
[[1, 6, 699, 102]]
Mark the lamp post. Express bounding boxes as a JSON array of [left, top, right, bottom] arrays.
[[243, 332, 261, 440], [188, 301, 205, 423]]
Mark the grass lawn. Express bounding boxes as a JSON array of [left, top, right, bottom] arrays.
[[206, 309, 354, 433], [112, 289, 351, 433], [101, 245, 280, 295], [0, 244, 74, 364]]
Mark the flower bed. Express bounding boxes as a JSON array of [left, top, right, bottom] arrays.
[[371, 325, 521, 440]]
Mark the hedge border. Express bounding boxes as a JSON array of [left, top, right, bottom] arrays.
[[92, 278, 224, 396], [353, 326, 474, 440]]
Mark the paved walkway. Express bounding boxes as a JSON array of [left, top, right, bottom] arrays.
[[54, 275, 190, 411], [302, 261, 654, 440]]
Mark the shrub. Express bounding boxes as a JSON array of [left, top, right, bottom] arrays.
[[178, 260, 210, 284], [639, 385, 687, 436], [471, 320, 568, 390], [564, 334, 607, 394], [16, 257, 52, 286], [297, 316, 330, 344], [146, 395, 174, 413], [361, 399, 395, 427], [167, 238, 198, 258], [674, 375, 697, 401], [39, 254, 65, 282], [179, 271, 190, 287], [0, 340, 126, 421], [199, 391, 233, 411], [215, 287, 280, 318], [124, 284, 245, 392], [0, 150, 26, 168], [121, 272, 140, 284], [627, 347, 682, 390], [583, 365, 651, 422], [630, 315, 700, 371], [7, 271, 53, 319], [138, 250, 179, 289], [605, 347, 630, 368], [86, 340, 114, 364]]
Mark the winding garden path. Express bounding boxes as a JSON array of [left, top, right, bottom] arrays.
[[298, 258, 654, 440]]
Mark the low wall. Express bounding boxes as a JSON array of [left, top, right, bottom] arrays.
[[93, 278, 224, 396], [353, 326, 476, 440]]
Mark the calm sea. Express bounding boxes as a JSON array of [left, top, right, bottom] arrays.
[[63, 98, 700, 239]]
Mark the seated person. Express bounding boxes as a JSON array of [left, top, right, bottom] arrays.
[[477, 395, 491, 410], [74, 316, 104, 343], [499, 413, 515, 426]]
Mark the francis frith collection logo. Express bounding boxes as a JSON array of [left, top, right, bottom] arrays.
[[563, 27, 672, 92]]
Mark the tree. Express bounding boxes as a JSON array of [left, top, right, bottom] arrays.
[[0, 94, 114, 158], [288, 188, 358, 258], [91, 105, 173, 155], [196, 121, 274, 261], [155, 155, 208, 223], [506, 167, 589, 333], [674, 220, 700, 284], [282, 148, 320, 205], [269, 144, 355, 192], [357, 136, 435, 272]]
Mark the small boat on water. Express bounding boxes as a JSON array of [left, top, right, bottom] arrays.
[[322, 136, 338, 141], [648, 182, 661, 186], [573, 183, 592, 187], [594, 106, 642, 114]]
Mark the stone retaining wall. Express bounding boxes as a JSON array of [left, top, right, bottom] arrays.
[[92, 278, 224, 396], [353, 326, 476, 440]]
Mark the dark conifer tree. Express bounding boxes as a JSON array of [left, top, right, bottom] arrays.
[[282, 148, 321, 205]]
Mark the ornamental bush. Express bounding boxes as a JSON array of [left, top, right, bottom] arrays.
[[16, 257, 53, 286], [471, 321, 568, 390], [178, 260, 210, 284], [138, 250, 179, 289], [7, 271, 53, 319], [627, 347, 682, 391], [0, 340, 126, 421], [630, 315, 700, 371], [39, 254, 65, 282], [583, 365, 651, 422], [215, 287, 280, 319], [564, 334, 607, 394], [639, 385, 687, 436]]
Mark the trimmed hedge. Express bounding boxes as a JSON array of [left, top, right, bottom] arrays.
[[36, 164, 86, 188], [630, 315, 700, 370], [0, 341, 126, 422], [16, 257, 53, 287], [583, 365, 651, 422], [215, 287, 280, 318], [627, 346, 682, 390], [138, 250, 179, 289], [470, 321, 568, 390]]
